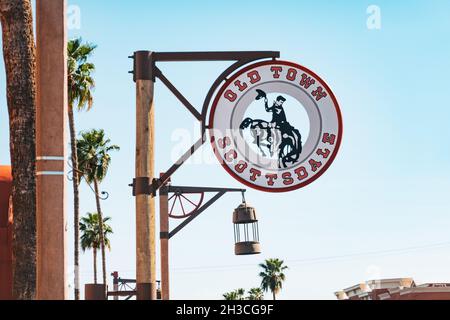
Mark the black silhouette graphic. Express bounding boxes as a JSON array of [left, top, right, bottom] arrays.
[[240, 90, 303, 168]]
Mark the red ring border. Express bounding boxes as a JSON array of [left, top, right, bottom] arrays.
[[208, 60, 343, 193]]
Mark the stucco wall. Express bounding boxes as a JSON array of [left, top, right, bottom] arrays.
[[0, 165, 13, 300]]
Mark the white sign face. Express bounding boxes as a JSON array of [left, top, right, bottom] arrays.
[[209, 60, 343, 192]]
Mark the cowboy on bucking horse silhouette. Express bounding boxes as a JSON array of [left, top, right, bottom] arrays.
[[258, 89, 290, 138], [240, 89, 303, 168]]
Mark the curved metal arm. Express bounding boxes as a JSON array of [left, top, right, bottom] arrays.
[[130, 51, 280, 197], [67, 160, 110, 201], [201, 53, 279, 133]]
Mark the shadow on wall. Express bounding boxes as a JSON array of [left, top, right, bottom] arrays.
[[0, 165, 12, 300]]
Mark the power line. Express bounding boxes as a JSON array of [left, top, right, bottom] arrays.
[[169, 241, 450, 273], [76, 241, 450, 275]]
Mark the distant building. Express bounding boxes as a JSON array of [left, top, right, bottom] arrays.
[[335, 278, 450, 300]]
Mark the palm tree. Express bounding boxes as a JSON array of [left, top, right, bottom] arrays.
[[259, 258, 288, 300], [247, 287, 264, 300], [80, 212, 113, 284], [68, 37, 96, 300], [77, 129, 119, 290], [0, 0, 37, 300], [223, 288, 246, 300]]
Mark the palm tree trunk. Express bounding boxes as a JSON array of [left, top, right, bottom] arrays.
[[0, 0, 37, 300], [93, 179, 107, 292], [93, 247, 97, 284], [68, 104, 81, 300]]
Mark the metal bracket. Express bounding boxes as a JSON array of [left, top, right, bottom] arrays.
[[166, 186, 245, 239], [154, 67, 202, 121], [131, 177, 149, 196], [132, 51, 155, 82], [130, 136, 207, 197], [160, 232, 169, 239], [129, 51, 280, 197]]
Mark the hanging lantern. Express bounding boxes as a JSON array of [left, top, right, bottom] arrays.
[[233, 202, 261, 255]]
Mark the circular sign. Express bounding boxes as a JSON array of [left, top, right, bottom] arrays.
[[209, 60, 343, 192]]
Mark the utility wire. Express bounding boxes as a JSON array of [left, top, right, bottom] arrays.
[[170, 241, 450, 273], [76, 241, 450, 275]]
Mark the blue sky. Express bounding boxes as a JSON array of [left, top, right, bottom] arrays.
[[1, 0, 450, 299]]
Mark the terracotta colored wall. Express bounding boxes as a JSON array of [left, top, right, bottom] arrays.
[[0, 166, 13, 300]]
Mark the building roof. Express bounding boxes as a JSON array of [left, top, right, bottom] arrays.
[[0, 166, 12, 182], [335, 278, 415, 299], [335, 278, 450, 300], [335, 278, 414, 298]]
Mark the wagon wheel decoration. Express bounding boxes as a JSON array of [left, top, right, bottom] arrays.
[[168, 190, 205, 219]]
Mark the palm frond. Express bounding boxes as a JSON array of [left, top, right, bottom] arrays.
[[68, 38, 96, 111], [76, 129, 119, 184], [79, 212, 113, 252], [258, 258, 288, 299]]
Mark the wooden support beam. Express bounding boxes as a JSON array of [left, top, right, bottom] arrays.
[[159, 184, 169, 300], [135, 51, 156, 300]]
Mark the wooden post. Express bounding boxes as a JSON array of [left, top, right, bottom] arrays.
[[112, 271, 119, 301], [134, 51, 156, 300], [35, 0, 68, 300], [159, 176, 170, 300]]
